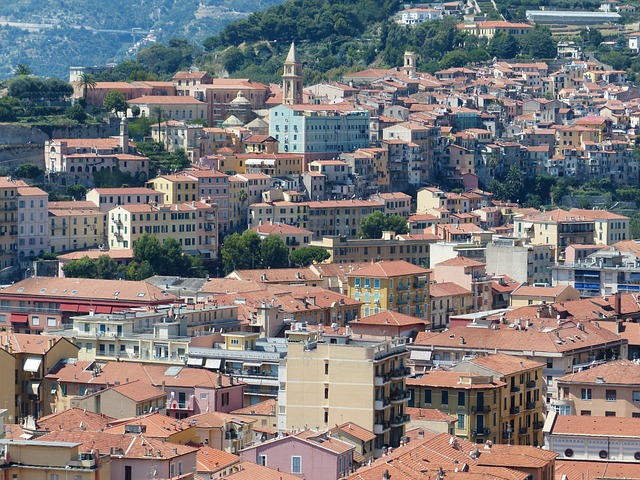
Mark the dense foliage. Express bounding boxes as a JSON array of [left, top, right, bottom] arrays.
[[289, 246, 331, 267], [221, 231, 289, 274], [357, 211, 409, 239], [63, 234, 206, 280]]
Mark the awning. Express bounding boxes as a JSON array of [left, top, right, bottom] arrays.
[[205, 358, 222, 369], [186, 357, 203, 367], [28, 381, 40, 396], [243, 362, 263, 368], [23, 357, 42, 372], [410, 350, 432, 361], [11, 314, 28, 324], [60, 303, 79, 312], [95, 306, 113, 314], [77, 305, 93, 313]]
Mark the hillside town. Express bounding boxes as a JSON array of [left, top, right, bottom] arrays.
[[6, 1, 640, 479]]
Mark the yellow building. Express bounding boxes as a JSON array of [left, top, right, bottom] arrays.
[[346, 260, 431, 319], [0, 439, 110, 480], [555, 125, 602, 152], [236, 153, 304, 176], [108, 202, 217, 257], [0, 178, 22, 268], [147, 173, 199, 204], [48, 201, 106, 253], [453, 353, 546, 447], [457, 20, 534, 39], [283, 337, 410, 457], [406, 371, 504, 443]]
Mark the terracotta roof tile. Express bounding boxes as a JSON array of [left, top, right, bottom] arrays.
[[551, 415, 640, 437], [346, 261, 430, 278]]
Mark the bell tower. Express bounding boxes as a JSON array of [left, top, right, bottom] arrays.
[[282, 42, 303, 105], [402, 51, 417, 78]]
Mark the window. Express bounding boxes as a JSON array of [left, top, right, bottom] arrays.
[[374, 278, 380, 289], [458, 391, 465, 406], [606, 389, 617, 401], [258, 455, 267, 466], [599, 450, 608, 459], [581, 388, 592, 400], [291, 456, 302, 474], [580, 410, 591, 416], [47, 317, 56, 327], [424, 389, 432, 404], [51, 475, 59, 480], [442, 390, 449, 405], [325, 363, 329, 375], [605, 411, 616, 417], [633, 391, 640, 402], [31, 316, 40, 326], [457, 414, 465, 429]]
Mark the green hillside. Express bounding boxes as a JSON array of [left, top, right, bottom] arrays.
[[0, 0, 285, 79]]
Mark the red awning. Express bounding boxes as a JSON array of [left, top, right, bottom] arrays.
[[76, 305, 93, 313], [60, 303, 79, 313], [94, 306, 113, 314], [11, 314, 28, 324]]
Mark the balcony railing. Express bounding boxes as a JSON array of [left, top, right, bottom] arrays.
[[390, 390, 410, 403], [471, 405, 490, 413], [390, 414, 410, 427], [519, 427, 528, 435], [526, 402, 536, 410], [510, 407, 520, 415], [534, 421, 544, 430], [374, 374, 391, 386], [374, 422, 390, 434], [511, 385, 521, 393], [374, 398, 390, 410], [526, 380, 536, 389], [390, 367, 410, 379]]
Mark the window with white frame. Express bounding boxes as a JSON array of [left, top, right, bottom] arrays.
[[291, 456, 302, 474]]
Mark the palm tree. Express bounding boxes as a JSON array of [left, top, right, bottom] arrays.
[[151, 105, 167, 148], [238, 189, 248, 227], [77, 73, 97, 100]]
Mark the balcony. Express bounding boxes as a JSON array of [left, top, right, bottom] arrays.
[[534, 421, 544, 430], [511, 385, 521, 393], [390, 367, 410, 380], [471, 405, 491, 413], [472, 428, 491, 437], [397, 284, 408, 291], [374, 422, 390, 434], [167, 400, 194, 411], [519, 427, 528, 435], [526, 380, 536, 389], [502, 431, 512, 441], [526, 402, 536, 410], [390, 390, 410, 404], [374, 374, 391, 386], [374, 398, 390, 410], [390, 414, 410, 427], [509, 407, 520, 415]]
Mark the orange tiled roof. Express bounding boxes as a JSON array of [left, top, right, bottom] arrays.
[[551, 414, 640, 437], [465, 353, 544, 375], [37, 407, 115, 433], [406, 370, 506, 389], [346, 260, 430, 278], [556, 359, 640, 385], [196, 445, 239, 473]]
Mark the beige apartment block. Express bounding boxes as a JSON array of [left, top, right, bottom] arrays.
[[147, 173, 199, 204], [282, 337, 410, 457], [108, 202, 217, 257], [553, 360, 640, 417], [49, 201, 106, 253]]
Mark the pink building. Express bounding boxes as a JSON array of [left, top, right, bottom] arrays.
[[17, 185, 48, 258], [183, 169, 230, 234], [240, 432, 355, 480]]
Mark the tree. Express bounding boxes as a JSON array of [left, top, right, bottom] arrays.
[[220, 230, 263, 274], [519, 26, 557, 59], [261, 235, 289, 269], [95, 255, 119, 279], [151, 105, 165, 145], [439, 50, 468, 69], [357, 211, 409, 239], [14, 163, 44, 179], [289, 246, 331, 267], [14, 63, 31, 76], [103, 90, 128, 116], [133, 233, 164, 273], [64, 104, 87, 122], [77, 73, 97, 99], [489, 33, 520, 59], [62, 256, 98, 279], [66, 184, 87, 201]]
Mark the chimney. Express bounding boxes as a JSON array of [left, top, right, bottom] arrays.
[[616, 319, 624, 334], [382, 469, 391, 480], [614, 292, 622, 316]]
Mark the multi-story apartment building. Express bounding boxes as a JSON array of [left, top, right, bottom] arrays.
[[0, 332, 79, 419], [486, 237, 555, 285], [45, 119, 149, 186], [552, 360, 640, 417], [49, 201, 106, 253], [147, 173, 199, 204], [0, 178, 22, 268], [406, 371, 504, 444], [108, 202, 217, 257], [307, 199, 384, 238], [282, 336, 410, 456], [453, 354, 546, 446], [127, 94, 208, 122], [17, 185, 48, 259], [370, 192, 412, 218], [409, 317, 627, 401], [347, 260, 431, 319], [252, 221, 312, 255], [182, 169, 230, 233], [429, 282, 473, 331], [269, 104, 370, 164], [310, 232, 436, 266], [382, 123, 438, 186], [85, 187, 162, 213], [237, 153, 304, 177], [151, 120, 209, 160], [248, 201, 309, 229]]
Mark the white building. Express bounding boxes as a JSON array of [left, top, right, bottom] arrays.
[[397, 8, 443, 25]]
